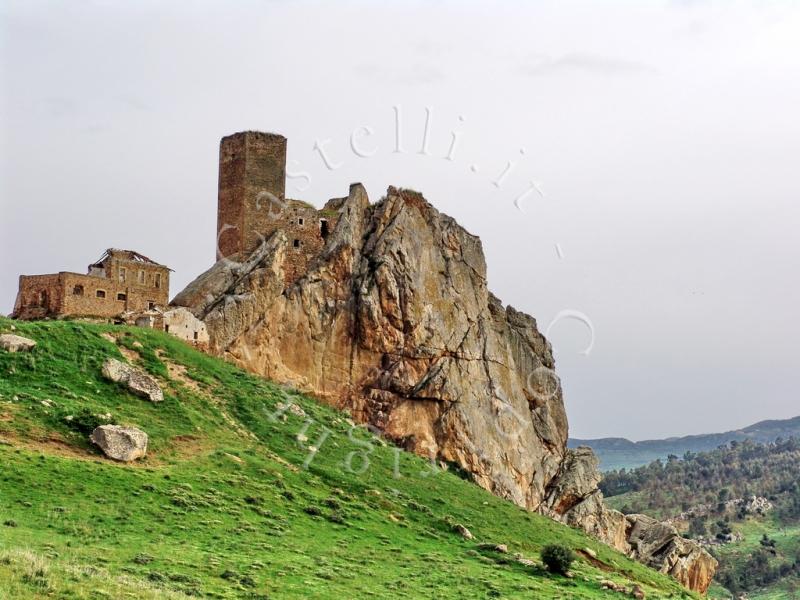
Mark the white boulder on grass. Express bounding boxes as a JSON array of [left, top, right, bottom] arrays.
[[90, 425, 148, 462], [0, 334, 36, 353], [101, 358, 163, 402]]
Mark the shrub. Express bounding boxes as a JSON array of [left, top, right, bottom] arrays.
[[62, 407, 108, 435], [541, 544, 574, 575]]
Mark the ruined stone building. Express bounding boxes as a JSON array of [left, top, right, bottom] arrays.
[[215, 131, 339, 285], [12, 249, 170, 320]]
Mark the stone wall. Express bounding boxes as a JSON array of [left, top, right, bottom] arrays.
[[13, 258, 169, 321], [280, 200, 339, 285], [163, 307, 209, 348], [61, 272, 129, 317], [13, 274, 63, 319], [214, 130, 340, 286], [98, 256, 170, 312]]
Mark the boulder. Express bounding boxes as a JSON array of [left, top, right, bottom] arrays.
[[90, 425, 148, 462], [0, 334, 36, 353], [626, 514, 718, 594], [541, 447, 717, 593], [477, 543, 508, 553], [453, 524, 474, 540], [102, 358, 163, 402]]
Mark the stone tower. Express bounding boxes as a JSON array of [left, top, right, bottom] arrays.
[[216, 131, 287, 260]]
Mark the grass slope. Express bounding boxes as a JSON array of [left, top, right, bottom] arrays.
[[0, 318, 698, 599], [711, 517, 800, 600]]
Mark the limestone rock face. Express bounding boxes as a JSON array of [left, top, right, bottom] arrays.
[[102, 358, 164, 402], [175, 185, 567, 510], [0, 334, 36, 353], [173, 185, 715, 592], [541, 447, 630, 552], [90, 425, 148, 462], [541, 448, 717, 594], [626, 514, 718, 594]]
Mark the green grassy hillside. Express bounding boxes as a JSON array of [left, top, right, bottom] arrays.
[[0, 318, 698, 599]]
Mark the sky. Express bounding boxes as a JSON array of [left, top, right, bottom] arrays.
[[1, 0, 799, 440]]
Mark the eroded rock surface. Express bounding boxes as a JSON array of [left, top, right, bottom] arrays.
[[102, 358, 164, 402], [90, 425, 148, 462], [627, 514, 718, 593], [542, 447, 717, 593], [173, 185, 715, 592], [174, 185, 568, 510], [0, 334, 36, 353], [541, 447, 631, 552]]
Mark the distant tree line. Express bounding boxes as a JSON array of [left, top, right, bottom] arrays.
[[600, 438, 800, 521], [600, 438, 800, 595]]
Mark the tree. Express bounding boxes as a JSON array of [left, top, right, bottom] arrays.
[[688, 517, 707, 538], [541, 544, 575, 575]]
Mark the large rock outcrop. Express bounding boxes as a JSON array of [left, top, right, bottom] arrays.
[[627, 514, 719, 593], [540, 447, 631, 552], [173, 185, 715, 592], [542, 447, 718, 593]]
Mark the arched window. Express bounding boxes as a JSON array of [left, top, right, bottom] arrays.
[[38, 290, 48, 307], [73, 284, 84, 296]]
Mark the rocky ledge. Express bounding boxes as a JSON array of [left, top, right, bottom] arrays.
[[173, 185, 716, 593]]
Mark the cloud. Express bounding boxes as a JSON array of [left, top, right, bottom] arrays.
[[355, 63, 445, 85], [522, 53, 657, 76], [114, 95, 151, 112], [41, 97, 78, 118]]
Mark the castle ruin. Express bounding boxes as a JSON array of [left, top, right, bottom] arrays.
[[12, 249, 170, 320], [11, 131, 344, 337], [215, 131, 340, 285]]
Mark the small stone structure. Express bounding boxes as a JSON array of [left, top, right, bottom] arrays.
[[215, 131, 340, 285], [12, 249, 171, 320], [163, 307, 209, 348]]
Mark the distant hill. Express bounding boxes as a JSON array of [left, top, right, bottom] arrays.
[[570, 415, 800, 471]]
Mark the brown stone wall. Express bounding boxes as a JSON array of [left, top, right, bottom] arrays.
[[60, 273, 128, 317], [13, 274, 64, 319], [100, 257, 169, 311], [280, 201, 338, 285], [217, 131, 287, 261], [14, 265, 169, 321]]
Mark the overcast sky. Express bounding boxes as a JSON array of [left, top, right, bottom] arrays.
[[2, 0, 798, 440]]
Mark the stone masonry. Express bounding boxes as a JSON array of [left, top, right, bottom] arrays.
[[12, 249, 170, 320], [215, 131, 338, 285]]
